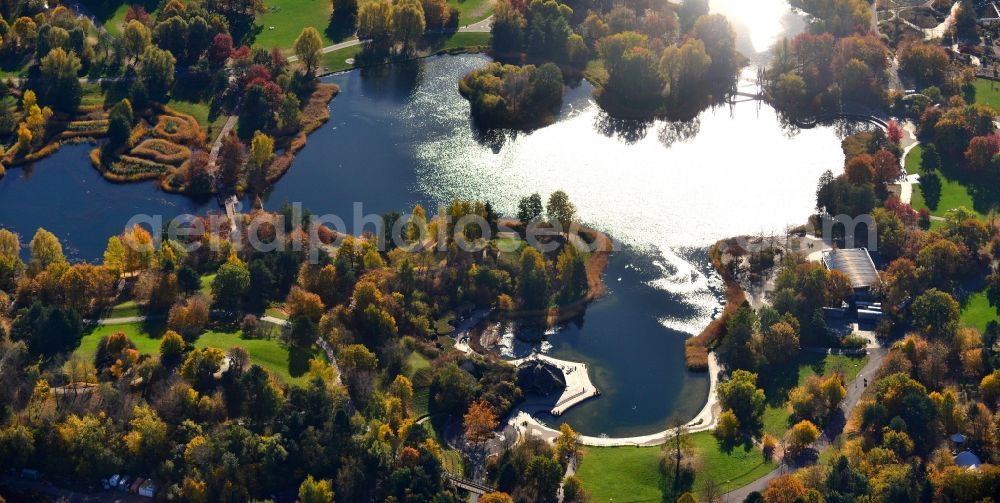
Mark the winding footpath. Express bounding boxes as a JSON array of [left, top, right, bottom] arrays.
[[723, 342, 888, 501], [508, 353, 722, 447]]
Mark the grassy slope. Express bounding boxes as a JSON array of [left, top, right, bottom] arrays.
[[974, 78, 1000, 113], [255, 0, 334, 51], [74, 322, 317, 386], [576, 431, 777, 502], [75, 322, 163, 362], [906, 144, 980, 218], [962, 290, 999, 332], [448, 0, 493, 24], [760, 353, 867, 437], [193, 330, 319, 386], [166, 100, 228, 140]]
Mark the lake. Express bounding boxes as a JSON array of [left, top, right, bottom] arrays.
[[0, 0, 850, 436]]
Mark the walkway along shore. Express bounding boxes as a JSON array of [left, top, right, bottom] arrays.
[[506, 352, 721, 447]]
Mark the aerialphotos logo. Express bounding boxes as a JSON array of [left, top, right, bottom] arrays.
[[121, 201, 616, 264]]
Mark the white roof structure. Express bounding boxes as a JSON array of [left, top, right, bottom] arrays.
[[822, 248, 880, 290]]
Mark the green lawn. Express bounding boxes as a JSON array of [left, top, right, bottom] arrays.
[[421, 416, 464, 474], [255, 0, 334, 51], [107, 300, 142, 318], [973, 78, 1000, 113], [760, 352, 867, 437], [75, 322, 319, 386], [406, 350, 432, 375], [576, 431, 777, 502], [434, 312, 457, 335], [962, 290, 999, 332], [412, 386, 431, 417], [167, 99, 228, 139], [264, 304, 289, 320], [448, 0, 494, 24], [199, 273, 216, 298], [320, 44, 365, 73], [75, 322, 163, 363], [194, 330, 319, 386], [906, 144, 989, 218], [438, 31, 491, 50]]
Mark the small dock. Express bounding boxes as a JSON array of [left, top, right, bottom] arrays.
[[509, 353, 599, 416]]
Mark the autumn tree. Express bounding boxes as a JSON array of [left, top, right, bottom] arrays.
[[464, 399, 498, 443], [294, 27, 323, 75], [212, 253, 250, 312], [29, 228, 65, 273], [159, 330, 186, 366], [785, 420, 820, 457], [717, 369, 766, 436], [546, 190, 576, 231], [911, 288, 961, 340], [298, 475, 335, 503], [763, 474, 806, 503], [39, 47, 82, 112], [392, 0, 425, 54], [246, 130, 274, 193], [357, 0, 393, 47], [122, 20, 151, 61], [136, 45, 175, 101], [217, 132, 245, 192]]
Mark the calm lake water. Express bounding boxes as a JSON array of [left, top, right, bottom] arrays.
[[0, 0, 849, 436]]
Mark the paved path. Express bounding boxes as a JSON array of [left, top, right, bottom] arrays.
[[508, 353, 599, 415], [510, 353, 722, 447], [263, 315, 343, 384], [208, 115, 239, 170], [723, 345, 888, 501]]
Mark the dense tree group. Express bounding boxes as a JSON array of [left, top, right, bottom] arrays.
[[0, 189, 604, 499], [459, 62, 564, 127]]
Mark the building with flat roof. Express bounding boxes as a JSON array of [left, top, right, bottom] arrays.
[[822, 248, 880, 292]]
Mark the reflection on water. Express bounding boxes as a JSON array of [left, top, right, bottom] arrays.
[[267, 52, 848, 435], [0, 0, 846, 436], [713, 0, 807, 60], [0, 144, 216, 261]]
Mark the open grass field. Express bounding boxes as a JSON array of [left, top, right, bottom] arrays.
[[449, 0, 494, 24], [107, 299, 142, 318], [167, 100, 228, 139], [199, 273, 216, 298], [193, 330, 319, 386], [255, 0, 335, 51], [421, 416, 464, 474], [973, 78, 1000, 113], [74, 322, 319, 386], [906, 144, 982, 218], [962, 290, 999, 332], [321, 44, 365, 73], [760, 352, 867, 437], [75, 322, 163, 363], [576, 431, 777, 502]]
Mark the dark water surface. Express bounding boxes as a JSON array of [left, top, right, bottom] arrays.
[[0, 0, 850, 435]]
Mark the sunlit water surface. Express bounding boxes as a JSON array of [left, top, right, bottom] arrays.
[[0, 0, 850, 436]]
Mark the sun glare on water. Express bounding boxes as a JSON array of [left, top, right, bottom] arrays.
[[712, 0, 796, 54]]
